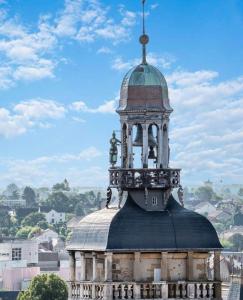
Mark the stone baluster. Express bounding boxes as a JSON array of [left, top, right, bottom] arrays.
[[128, 284, 133, 299], [187, 283, 195, 299], [176, 283, 181, 298], [134, 284, 141, 299], [161, 282, 168, 299], [208, 283, 214, 297], [182, 283, 187, 298], [202, 283, 207, 298], [196, 283, 201, 298]]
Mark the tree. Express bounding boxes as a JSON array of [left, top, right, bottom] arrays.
[[16, 226, 33, 239], [21, 212, 46, 227], [22, 186, 36, 207], [238, 188, 243, 197], [45, 192, 71, 212], [52, 179, 70, 192], [17, 273, 68, 300], [195, 186, 214, 202], [74, 202, 84, 216], [229, 234, 243, 251]]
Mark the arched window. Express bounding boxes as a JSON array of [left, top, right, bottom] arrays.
[[132, 124, 143, 168]]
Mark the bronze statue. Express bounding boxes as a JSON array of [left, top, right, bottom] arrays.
[[106, 187, 112, 208], [177, 185, 184, 207], [109, 131, 121, 167]]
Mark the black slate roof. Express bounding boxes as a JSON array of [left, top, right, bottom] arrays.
[[67, 194, 222, 252]]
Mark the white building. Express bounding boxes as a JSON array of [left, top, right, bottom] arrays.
[[42, 209, 66, 224], [33, 229, 58, 244], [0, 239, 38, 265]]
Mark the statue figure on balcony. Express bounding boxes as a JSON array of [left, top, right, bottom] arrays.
[[177, 185, 184, 207], [106, 187, 112, 208], [109, 131, 121, 167]]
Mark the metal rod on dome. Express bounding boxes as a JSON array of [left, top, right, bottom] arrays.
[[140, 0, 149, 64]]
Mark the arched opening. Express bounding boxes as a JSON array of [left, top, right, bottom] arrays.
[[132, 123, 143, 168], [148, 124, 158, 168], [162, 124, 168, 168], [122, 123, 127, 168]]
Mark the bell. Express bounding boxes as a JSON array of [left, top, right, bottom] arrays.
[[148, 146, 156, 159], [133, 125, 143, 147], [148, 126, 157, 147]]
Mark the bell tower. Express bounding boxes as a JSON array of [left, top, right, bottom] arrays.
[[109, 0, 180, 210]]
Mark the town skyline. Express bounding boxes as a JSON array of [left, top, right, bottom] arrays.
[[0, 0, 243, 187]]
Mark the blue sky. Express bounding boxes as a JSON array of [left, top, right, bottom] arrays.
[[0, 0, 243, 187]]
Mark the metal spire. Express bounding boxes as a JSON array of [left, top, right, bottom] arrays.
[[139, 0, 149, 64]]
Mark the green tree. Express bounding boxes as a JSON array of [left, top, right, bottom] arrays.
[[22, 186, 36, 207], [195, 186, 214, 202], [17, 273, 68, 300], [45, 192, 71, 212], [16, 226, 33, 239], [21, 212, 46, 227], [74, 202, 84, 216], [238, 188, 243, 197], [28, 227, 41, 239], [37, 220, 49, 230], [52, 179, 70, 192], [229, 233, 243, 251]]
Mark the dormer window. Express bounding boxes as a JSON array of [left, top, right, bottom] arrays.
[[152, 196, 158, 206]]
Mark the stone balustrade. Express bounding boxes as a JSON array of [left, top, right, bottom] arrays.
[[69, 281, 218, 299]]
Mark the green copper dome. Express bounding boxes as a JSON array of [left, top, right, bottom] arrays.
[[122, 64, 168, 88], [118, 63, 172, 112]]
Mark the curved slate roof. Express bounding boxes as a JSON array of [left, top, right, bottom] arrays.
[[67, 194, 222, 252]]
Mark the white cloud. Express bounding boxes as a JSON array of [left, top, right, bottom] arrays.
[[0, 147, 103, 187], [112, 52, 175, 71], [0, 99, 66, 138], [71, 99, 116, 114], [97, 46, 112, 54], [167, 69, 243, 184], [0, 1, 137, 89]]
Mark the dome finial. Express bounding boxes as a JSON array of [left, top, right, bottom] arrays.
[[139, 0, 149, 64]]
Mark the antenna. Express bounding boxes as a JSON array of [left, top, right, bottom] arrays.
[[139, 0, 149, 64]]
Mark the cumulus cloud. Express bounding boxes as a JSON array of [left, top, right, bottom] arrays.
[[167, 69, 243, 184], [70, 99, 116, 114], [112, 52, 175, 71], [0, 147, 103, 186], [0, 98, 66, 138], [0, 1, 138, 89]]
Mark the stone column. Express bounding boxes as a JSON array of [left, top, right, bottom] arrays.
[[133, 252, 141, 282], [161, 252, 168, 281], [105, 252, 113, 282], [127, 124, 133, 168], [80, 251, 86, 281], [69, 251, 76, 282], [214, 251, 222, 300], [187, 251, 194, 281], [142, 124, 148, 168], [92, 252, 97, 282]]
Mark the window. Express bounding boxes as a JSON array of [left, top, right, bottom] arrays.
[[12, 248, 22, 261], [152, 196, 158, 206]]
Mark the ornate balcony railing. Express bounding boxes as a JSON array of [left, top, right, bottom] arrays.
[[69, 281, 218, 299], [109, 168, 180, 190]]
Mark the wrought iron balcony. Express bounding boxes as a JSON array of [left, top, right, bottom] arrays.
[[109, 168, 180, 190]]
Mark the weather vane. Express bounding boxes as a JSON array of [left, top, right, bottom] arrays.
[[140, 0, 149, 64]]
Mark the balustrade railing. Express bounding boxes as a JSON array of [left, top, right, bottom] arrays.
[[109, 168, 180, 190], [69, 281, 217, 299]]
